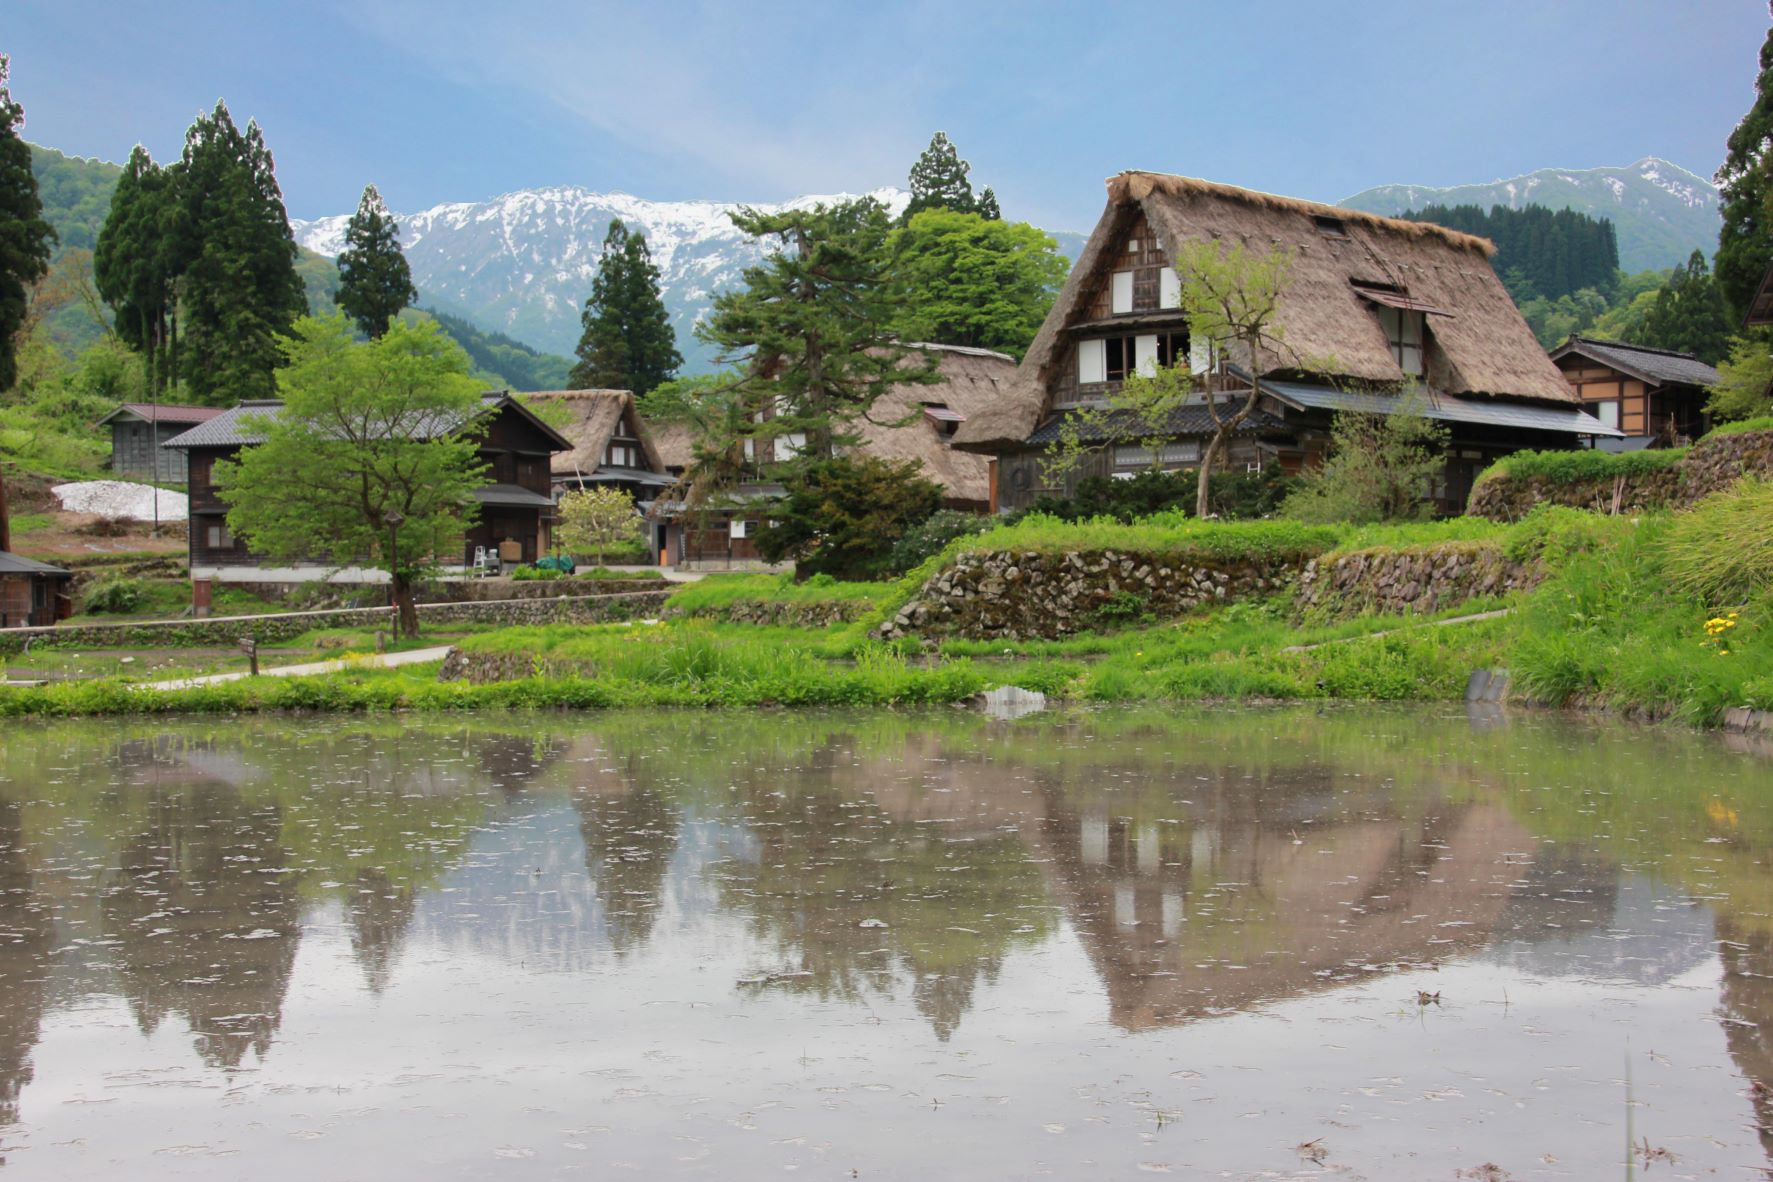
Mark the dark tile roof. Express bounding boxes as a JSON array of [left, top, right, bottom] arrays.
[[1025, 402, 1289, 446], [1258, 376, 1621, 436], [1551, 337, 1721, 389], [161, 393, 546, 451], [98, 403, 225, 427], [0, 551, 70, 576], [471, 483, 557, 509]]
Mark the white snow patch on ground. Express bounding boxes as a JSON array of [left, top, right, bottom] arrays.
[[52, 481, 189, 522]]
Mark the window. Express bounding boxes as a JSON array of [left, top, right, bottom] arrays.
[[1375, 306, 1425, 376], [1088, 330, 1190, 382], [188, 454, 213, 488], [1110, 270, 1134, 315], [605, 441, 639, 468], [1593, 400, 1620, 431], [205, 522, 233, 549], [1159, 267, 1181, 310], [1313, 214, 1348, 238], [1078, 339, 1107, 384], [729, 519, 748, 539], [1114, 442, 1200, 468]]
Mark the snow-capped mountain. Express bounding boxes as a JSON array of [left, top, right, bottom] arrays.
[[293, 187, 913, 371], [1340, 157, 1719, 273]]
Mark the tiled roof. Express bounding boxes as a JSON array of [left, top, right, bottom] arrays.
[[162, 393, 536, 450], [1551, 337, 1721, 389], [1025, 402, 1289, 446], [0, 550, 70, 576], [98, 403, 225, 426], [1258, 376, 1622, 436]]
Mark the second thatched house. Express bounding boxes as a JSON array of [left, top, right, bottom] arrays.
[[954, 171, 1619, 514], [520, 389, 675, 503]]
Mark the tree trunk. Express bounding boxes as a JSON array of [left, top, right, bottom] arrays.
[[1196, 433, 1225, 519], [392, 572, 420, 638]]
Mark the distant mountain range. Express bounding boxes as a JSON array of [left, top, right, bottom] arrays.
[[1339, 157, 1718, 274]]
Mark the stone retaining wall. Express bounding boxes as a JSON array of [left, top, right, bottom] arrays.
[[672, 600, 869, 628], [0, 590, 671, 654], [1294, 543, 1537, 620], [878, 550, 1297, 641], [1469, 428, 1773, 521], [437, 648, 601, 685]]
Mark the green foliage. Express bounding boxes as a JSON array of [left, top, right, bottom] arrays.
[[665, 572, 893, 615], [1282, 401, 1448, 523], [80, 576, 146, 614], [1658, 479, 1773, 605], [942, 512, 1341, 564], [217, 315, 486, 635], [0, 331, 146, 477], [1704, 413, 1773, 438], [1474, 446, 1686, 487], [175, 102, 308, 403], [421, 308, 572, 391], [1406, 202, 1618, 303], [1716, 18, 1773, 323], [1707, 332, 1773, 422], [555, 486, 643, 566], [93, 145, 177, 392], [1030, 467, 1298, 523], [699, 198, 935, 463], [0, 58, 56, 391], [508, 564, 562, 581], [887, 210, 1066, 358], [28, 143, 118, 257], [334, 184, 416, 339], [1042, 361, 1195, 487], [1090, 589, 1155, 630], [882, 509, 993, 575], [570, 219, 681, 395], [756, 455, 943, 580], [1635, 249, 1730, 364], [902, 131, 980, 221]]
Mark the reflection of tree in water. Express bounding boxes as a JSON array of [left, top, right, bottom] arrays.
[[1718, 920, 1773, 1164], [710, 739, 1051, 1042], [0, 797, 50, 1130], [574, 776, 682, 953], [348, 868, 417, 994], [99, 785, 300, 1069]]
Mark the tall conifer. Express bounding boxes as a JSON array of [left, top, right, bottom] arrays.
[[1717, 13, 1773, 323], [902, 132, 976, 222], [335, 184, 416, 339], [0, 56, 55, 391], [94, 146, 177, 393], [1636, 250, 1731, 364], [569, 219, 680, 394]]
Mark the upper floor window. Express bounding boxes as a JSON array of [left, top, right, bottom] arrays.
[[1110, 270, 1134, 315], [605, 440, 640, 468], [1374, 306, 1425, 376], [1077, 330, 1191, 385]]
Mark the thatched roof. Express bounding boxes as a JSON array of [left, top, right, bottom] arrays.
[[955, 170, 1575, 450], [645, 421, 697, 472], [520, 390, 664, 478]]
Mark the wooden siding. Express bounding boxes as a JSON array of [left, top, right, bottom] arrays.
[[1554, 356, 1709, 442], [0, 572, 70, 628], [111, 420, 192, 483]]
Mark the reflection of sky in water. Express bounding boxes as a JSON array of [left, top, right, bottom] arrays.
[[0, 707, 1769, 1178]]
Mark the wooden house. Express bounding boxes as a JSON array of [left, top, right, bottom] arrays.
[[953, 172, 1619, 514], [1548, 336, 1719, 449], [162, 392, 570, 575], [521, 389, 677, 504], [644, 344, 1018, 568], [96, 403, 223, 482], [0, 551, 72, 629]]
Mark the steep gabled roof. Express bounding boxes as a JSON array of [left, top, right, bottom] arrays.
[[955, 170, 1575, 450], [162, 392, 571, 451], [1548, 336, 1721, 389], [96, 403, 225, 428], [519, 389, 666, 477]]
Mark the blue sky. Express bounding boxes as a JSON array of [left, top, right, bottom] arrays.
[[8, 1, 1767, 229]]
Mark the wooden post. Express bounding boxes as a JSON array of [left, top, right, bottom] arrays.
[[375, 630, 387, 654], [241, 637, 259, 676]]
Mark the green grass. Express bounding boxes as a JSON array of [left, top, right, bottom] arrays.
[[665, 573, 895, 615], [1702, 415, 1773, 439], [6, 512, 54, 536], [943, 513, 1341, 563], [1473, 447, 1687, 488], [69, 578, 282, 622]]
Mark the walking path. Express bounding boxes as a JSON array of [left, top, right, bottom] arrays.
[[143, 645, 454, 691]]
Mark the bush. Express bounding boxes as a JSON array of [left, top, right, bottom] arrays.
[[510, 565, 563, 581], [1659, 478, 1773, 604], [883, 509, 993, 575], [756, 456, 943, 581], [81, 576, 146, 614], [1028, 467, 1298, 524], [1282, 405, 1448, 524], [1474, 447, 1686, 487]]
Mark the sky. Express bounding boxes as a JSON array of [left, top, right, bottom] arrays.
[[8, 1, 1768, 230]]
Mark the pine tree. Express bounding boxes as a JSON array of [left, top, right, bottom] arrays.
[[1717, 13, 1773, 323], [177, 101, 305, 404], [334, 184, 415, 339], [569, 219, 681, 394], [903, 132, 976, 221], [976, 187, 1001, 221], [94, 146, 178, 393], [0, 57, 55, 392], [1635, 250, 1731, 364], [699, 198, 936, 463]]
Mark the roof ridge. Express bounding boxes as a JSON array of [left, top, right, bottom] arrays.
[[1569, 335, 1701, 361]]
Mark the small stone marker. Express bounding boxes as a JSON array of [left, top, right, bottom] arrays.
[[240, 637, 259, 676]]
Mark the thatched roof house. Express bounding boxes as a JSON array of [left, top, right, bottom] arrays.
[[519, 390, 674, 501], [957, 171, 1616, 513]]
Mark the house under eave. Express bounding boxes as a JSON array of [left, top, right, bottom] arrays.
[[954, 171, 1619, 514], [1547, 336, 1719, 449]]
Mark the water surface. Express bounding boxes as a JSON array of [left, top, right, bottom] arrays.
[[0, 706, 1769, 1178]]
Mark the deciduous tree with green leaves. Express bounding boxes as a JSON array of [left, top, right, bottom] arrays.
[[556, 485, 643, 567], [1716, 11, 1773, 324], [698, 198, 935, 463], [216, 314, 487, 637], [0, 56, 55, 392], [1708, 332, 1773, 421], [889, 209, 1067, 358], [570, 219, 681, 395], [334, 184, 416, 339], [1281, 395, 1449, 524]]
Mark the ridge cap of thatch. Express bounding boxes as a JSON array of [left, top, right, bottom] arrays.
[[1107, 171, 1496, 257]]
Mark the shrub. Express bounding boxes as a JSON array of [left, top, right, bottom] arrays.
[[510, 565, 563, 581], [883, 509, 993, 574], [1029, 467, 1298, 524], [1659, 478, 1773, 604], [81, 576, 146, 614], [1283, 403, 1448, 524], [756, 456, 943, 581], [1474, 447, 1686, 487]]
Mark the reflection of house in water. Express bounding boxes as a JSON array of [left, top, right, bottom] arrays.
[[0, 797, 50, 1133], [1026, 766, 1533, 1030], [98, 783, 300, 1068]]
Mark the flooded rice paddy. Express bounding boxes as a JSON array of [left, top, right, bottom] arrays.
[[0, 705, 1770, 1178]]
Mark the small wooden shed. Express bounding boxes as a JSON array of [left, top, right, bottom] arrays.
[[0, 551, 72, 629]]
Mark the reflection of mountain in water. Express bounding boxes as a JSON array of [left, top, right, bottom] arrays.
[[99, 784, 300, 1068], [1487, 859, 1714, 985], [0, 798, 50, 1130]]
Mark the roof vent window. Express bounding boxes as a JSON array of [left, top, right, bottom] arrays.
[[1313, 215, 1348, 239]]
